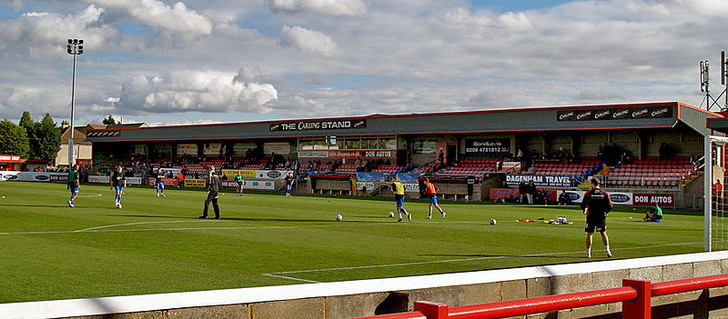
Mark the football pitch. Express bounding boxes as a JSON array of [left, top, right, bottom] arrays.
[[0, 181, 704, 303]]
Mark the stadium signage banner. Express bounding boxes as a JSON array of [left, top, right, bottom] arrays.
[[0, 172, 69, 182], [0, 154, 21, 162], [358, 182, 418, 192], [255, 170, 293, 180], [185, 178, 207, 188], [269, 119, 366, 132], [221, 169, 256, 179], [633, 193, 675, 206], [464, 138, 510, 155], [298, 149, 396, 159], [88, 175, 110, 183], [559, 190, 634, 205], [221, 180, 276, 190], [505, 174, 572, 187], [147, 178, 178, 187], [50, 174, 68, 182], [124, 177, 143, 185], [490, 188, 519, 200], [404, 183, 420, 193], [557, 105, 673, 122]]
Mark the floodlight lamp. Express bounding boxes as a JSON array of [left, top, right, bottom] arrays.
[[68, 39, 73, 45], [78, 39, 84, 45]]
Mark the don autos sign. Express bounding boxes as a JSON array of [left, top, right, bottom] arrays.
[[270, 119, 366, 131]]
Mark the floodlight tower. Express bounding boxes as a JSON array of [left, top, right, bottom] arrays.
[[66, 38, 83, 166], [722, 51, 728, 111], [700, 60, 713, 111]]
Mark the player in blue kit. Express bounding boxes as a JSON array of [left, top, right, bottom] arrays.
[[110, 166, 126, 208], [155, 172, 166, 197]]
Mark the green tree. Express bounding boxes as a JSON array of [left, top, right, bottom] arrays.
[[19, 111, 40, 159], [34, 114, 62, 162], [19, 111, 34, 129], [103, 114, 116, 125], [0, 119, 30, 158]]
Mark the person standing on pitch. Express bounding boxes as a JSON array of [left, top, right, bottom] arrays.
[[199, 165, 221, 219], [155, 171, 166, 197], [390, 174, 411, 222], [234, 171, 244, 196], [110, 166, 126, 208], [283, 172, 295, 197], [581, 177, 613, 258], [67, 164, 80, 207], [422, 177, 446, 219]]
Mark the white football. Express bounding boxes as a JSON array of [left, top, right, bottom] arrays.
[[489, 219, 497, 225], [116, 203, 122, 209], [388, 211, 394, 218], [336, 214, 343, 221]]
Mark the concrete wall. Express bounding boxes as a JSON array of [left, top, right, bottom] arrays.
[[4, 252, 728, 319]]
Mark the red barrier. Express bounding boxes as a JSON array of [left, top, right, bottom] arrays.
[[446, 287, 636, 319], [354, 274, 728, 319], [651, 273, 728, 296]]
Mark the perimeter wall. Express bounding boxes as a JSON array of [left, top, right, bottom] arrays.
[[3, 252, 728, 319]]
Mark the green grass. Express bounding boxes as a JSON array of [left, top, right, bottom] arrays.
[[0, 182, 704, 303]]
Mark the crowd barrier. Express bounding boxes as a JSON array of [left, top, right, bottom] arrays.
[[355, 274, 728, 319]]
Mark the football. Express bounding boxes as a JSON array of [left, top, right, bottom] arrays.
[[489, 219, 497, 225], [336, 214, 342, 221], [388, 211, 394, 218], [116, 203, 122, 209]]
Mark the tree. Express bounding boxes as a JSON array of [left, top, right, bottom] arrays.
[[103, 114, 117, 125], [34, 114, 62, 162], [0, 119, 30, 158], [19, 111, 34, 129], [19, 111, 40, 159]]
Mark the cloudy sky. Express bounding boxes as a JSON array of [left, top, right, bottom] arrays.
[[0, 0, 726, 126]]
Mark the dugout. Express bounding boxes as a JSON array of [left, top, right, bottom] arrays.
[[85, 102, 721, 205]]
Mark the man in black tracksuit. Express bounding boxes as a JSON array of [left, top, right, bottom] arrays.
[[581, 177, 613, 258], [199, 166, 222, 219]]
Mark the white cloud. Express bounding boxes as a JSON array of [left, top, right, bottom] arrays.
[[0, 5, 114, 57], [441, 7, 533, 31], [280, 25, 339, 57], [117, 70, 278, 113], [269, 0, 366, 15], [85, 0, 213, 35]]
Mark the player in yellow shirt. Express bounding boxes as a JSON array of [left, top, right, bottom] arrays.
[[390, 174, 411, 222]]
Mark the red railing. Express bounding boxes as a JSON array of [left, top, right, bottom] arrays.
[[355, 274, 728, 319]]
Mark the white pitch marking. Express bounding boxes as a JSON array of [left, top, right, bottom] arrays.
[[260, 242, 704, 282], [74, 220, 193, 232], [0, 222, 399, 235], [76, 193, 103, 198], [262, 273, 320, 283]]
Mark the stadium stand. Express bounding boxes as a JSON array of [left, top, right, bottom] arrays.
[[605, 157, 698, 188], [436, 159, 499, 177]]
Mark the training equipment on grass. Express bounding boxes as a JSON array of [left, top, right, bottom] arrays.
[[388, 211, 394, 218], [489, 219, 496, 225], [336, 214, 342, 221]]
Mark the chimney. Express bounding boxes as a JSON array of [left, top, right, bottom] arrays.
[[61, 121, 69, 130]]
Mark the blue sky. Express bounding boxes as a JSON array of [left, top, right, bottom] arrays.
[[0, 0, 725, 126]]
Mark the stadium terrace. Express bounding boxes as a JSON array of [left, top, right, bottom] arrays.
[[84, 101, 722, 207]]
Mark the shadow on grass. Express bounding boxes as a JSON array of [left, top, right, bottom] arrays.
[[9, 204, 69, 208], [115, 214, 384, 223], [419, 253, 579, 259]]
